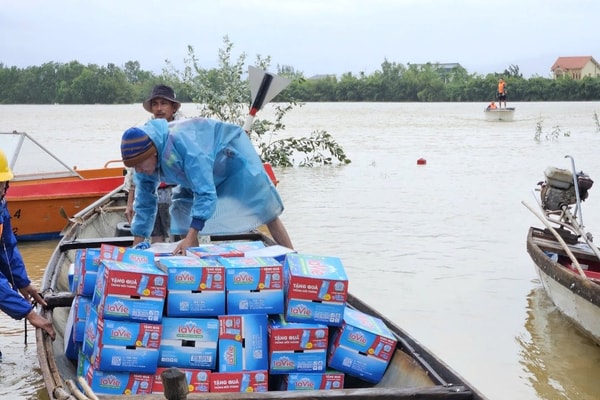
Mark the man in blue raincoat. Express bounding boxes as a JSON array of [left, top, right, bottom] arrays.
[[0, 149, 56, 341], [120, 118, 293, 255]]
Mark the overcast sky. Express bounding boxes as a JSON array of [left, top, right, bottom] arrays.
[[1, 0, 598, 79]]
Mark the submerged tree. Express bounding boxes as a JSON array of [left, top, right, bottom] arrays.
[[163, 36, 351, 167]]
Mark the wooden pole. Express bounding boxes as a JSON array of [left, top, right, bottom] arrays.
[[161, 367, 189, 400]]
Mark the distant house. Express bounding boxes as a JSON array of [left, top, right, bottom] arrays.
[[551, 56, 600, 79]]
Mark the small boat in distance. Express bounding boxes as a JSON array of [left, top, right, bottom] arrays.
[[523, 156, 600, 345], [35, 185, 487, 400], [484, 107, 515, 121], [2, 131, 126, 241]]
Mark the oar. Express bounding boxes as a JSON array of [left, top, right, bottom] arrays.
[[242, 66, 291, 132]]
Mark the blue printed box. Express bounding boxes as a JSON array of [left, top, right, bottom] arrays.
[[221, 256, 284, 315], [157, 256, 225, 317], [82, 359, 154, 395], [74, 248, 101, 296], [268, 314, 328, 374], [186, 244, 244, 259], [327, 307, 398, 383], [95, 293, 165, 323], [281, 371, 345, 390], [72, 295, 92, 342], [218, 314, 268, 372], [82, 307, 162, 358], [244, 245, 296, 263], [92, 259, 167, 306], [158, 317, 219, 370], [64, 305, 80, 360], [90, 343, 160, 374], [284, 253, 348, 326], [210, 370, 269, 393], [99, 244, 155, 266], [225, 240, 266, 253], [153, 367, 211, 394]]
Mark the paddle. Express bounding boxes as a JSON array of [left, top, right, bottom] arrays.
[[242, 66, 291, 132]]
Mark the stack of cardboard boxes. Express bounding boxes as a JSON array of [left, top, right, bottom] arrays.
[[65, 241, 397, 395]]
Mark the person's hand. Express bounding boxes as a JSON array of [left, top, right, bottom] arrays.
[[19, 284, 47, 307], [125, 205, 134, 223], [173, 232, 199, 255], [26, 310, 56, 340]]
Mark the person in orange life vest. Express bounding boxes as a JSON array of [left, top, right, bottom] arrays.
[[487, 101, 497, 110], [0, 149, 56, 341], [497, 78, 507, 108], [124, 84, 182, 242]]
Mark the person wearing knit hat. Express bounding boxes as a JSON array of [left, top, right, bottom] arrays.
[[121, 128, 156, 168], [120, 117, 293, 255]]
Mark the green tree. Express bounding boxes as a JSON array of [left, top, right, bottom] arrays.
[[165, 36, 351, 167]]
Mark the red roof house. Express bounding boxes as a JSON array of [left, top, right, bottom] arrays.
[[551, 56, 600, 79]]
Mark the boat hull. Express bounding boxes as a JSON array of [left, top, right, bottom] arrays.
[[484, 108, 515, 121], [34, 186, 486, 399], [7, 170, 124, 240], [526, 227, 600, 345]]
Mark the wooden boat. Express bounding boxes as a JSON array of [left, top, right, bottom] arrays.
[[483, 107, 515, 121], [523, 157, 600, 346], [3, 131, 125, 241], [35, 185, 486, 400]]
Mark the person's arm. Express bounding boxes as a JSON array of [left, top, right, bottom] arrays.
[[124, 168, 135, 223], [126, 187, 135, 223], [129, 172, 160, 241]]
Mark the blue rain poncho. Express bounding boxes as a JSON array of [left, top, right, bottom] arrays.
[[130, 118, 284, 238], [0, 199, 34, 319]]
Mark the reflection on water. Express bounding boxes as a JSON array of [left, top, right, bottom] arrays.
[[517, 287, 600, 400]]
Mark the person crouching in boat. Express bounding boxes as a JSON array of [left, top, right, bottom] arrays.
[[120, 118, 294, 255], [487, 101, 497, 110], [0, 149, 56, 341]]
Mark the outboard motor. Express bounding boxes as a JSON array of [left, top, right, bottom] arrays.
[[540, 166, 594, 211]]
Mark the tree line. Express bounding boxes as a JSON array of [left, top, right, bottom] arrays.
[[2, 57, 600, 105]]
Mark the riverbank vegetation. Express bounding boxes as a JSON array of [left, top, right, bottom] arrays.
[[2, 44, 599, 105]]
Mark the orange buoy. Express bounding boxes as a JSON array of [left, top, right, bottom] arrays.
[[417, 158, 427, 165]]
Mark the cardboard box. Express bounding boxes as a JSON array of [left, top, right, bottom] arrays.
[[327, 307, 397, 383], [99, 244, 155, 266], [268, 314, 328, 374], [186, 244, 244, 259], [218, 314, 268, 372], [153, 367, 211, 393], [82, 307, 162, 358], [158, 317, 219, 370], [281, 371, 344, 390], [210, 371, 269, 393], [72, 295, 92, 343], [158, 255, 226, 317], [93, 259, 167, 303], [74, 248, 101, 296], [83, 359, 154, 395], [284, 253, 348, 326], [221, 256, 284, 315]]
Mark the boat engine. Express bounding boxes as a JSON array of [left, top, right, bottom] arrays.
[[540, 166, 594, 211]]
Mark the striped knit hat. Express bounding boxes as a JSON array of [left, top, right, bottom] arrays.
[[120, 127, 156, 167]]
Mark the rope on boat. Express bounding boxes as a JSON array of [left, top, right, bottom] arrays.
[[522, 201, 587, 278]]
